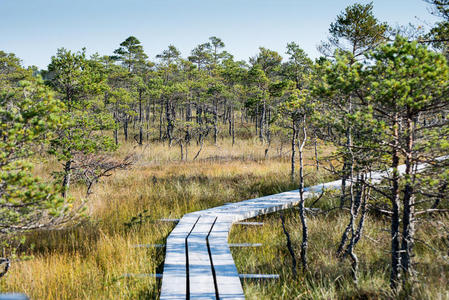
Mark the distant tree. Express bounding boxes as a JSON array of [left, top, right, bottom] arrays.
[[246, 64, 270, 142], [112, 36, 148, 74], [219, 57, 247, 145], [188, 43, 212, 71], [318, 2, 389, 60], [281, 43, 314, 177], [282, 42, 312, 89], [156, 45, 181, 68], [208, 36, 225, 67], [250, 47, 283, 78]]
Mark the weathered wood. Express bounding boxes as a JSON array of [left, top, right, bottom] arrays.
[[160, 215, 199, 300], [129, 273, 278, 280], [133, 244, 165, 248], [187, 215, 217, 299], [134, 243, 261, 248], [228, 243, 262, 247], [235, 222, 264, 226], [159, 218, 180, 222], [239, 274, 279, 279], [0, 295, 29, 300], [208, 217, 245, 300], [123, 273, 163, 279]]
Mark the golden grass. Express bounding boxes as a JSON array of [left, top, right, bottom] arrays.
[[0, 133, 447, 299]]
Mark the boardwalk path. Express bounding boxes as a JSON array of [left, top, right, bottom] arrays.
[[159, 161, 437, 299], [160, 178, 341, 299]]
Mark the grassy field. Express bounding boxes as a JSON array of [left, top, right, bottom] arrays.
[[0, 135, 448, 299]]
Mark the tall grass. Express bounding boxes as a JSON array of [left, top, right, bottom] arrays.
[[0, 135, 447, 299]]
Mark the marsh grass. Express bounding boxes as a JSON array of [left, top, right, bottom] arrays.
[[230, 201, 449, 299], [0, 134, 447, 299]]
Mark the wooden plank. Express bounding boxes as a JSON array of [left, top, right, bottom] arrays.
[[159, 218, 180, 222], [228, 243, 262, 248], [0, 295, 29, 300], [235, 222, 264, 226], [160, 215, 199, 300], [133, 244, 165, 248], [127, 272, 279, 279], [239, 274, 279, 279], [208, 217, 245, 300], [133, 243, 261, 248], [187, 215, 217, 299], [123, 273, 163, 279]]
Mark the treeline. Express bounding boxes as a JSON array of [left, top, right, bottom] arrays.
[[1, 1, 449, 295]]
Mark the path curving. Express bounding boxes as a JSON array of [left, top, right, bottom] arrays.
[[159, 158, 444, 299], [159, 180, 339, 300]]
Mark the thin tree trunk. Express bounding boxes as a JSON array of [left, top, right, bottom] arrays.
[[193, 137, 204, 160], [390, 113, 401, 290], [213, 100, 219, 145], [343, 175, 366, 284], [340, 100, 353, 209], [159, 101, 163, 141], [280, 214, 297, 277], [336, 148, 356, 258], [61, 159, 72, 198], [179, 142, 184, 161], [400, 115, 416, 284], [123, 118, 128, 142], [231, 108, 235, 146], [113, 112, 119, 146], [166, 99, 173, 146], [314, 135, 319, 171], [291, 120, 297, 181], [259, 101, 265, 142], [138, 89, 143, 145], [298, 116, 308, 271]]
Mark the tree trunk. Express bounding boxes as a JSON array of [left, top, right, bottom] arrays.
[[259, 101, 265, 142], [179, 142, 184, 161], [113, 111, 119, 146], [231, 108, 235, 146], [314, 135, 319, 171], [280, 214, 297, 277], [123, 118, 128, 142], [390, 113, 401, 290], [336, 145, 356, 258], [400, 115, 416, 283], [291, 120, 297, 181], [61, 159, 72, 198], [340, 99, 353, 209], [114, 126, 118, 146], [213, 99, 219, 145], [138, 89, 143, 145], [159, 101, 163, 141], [166, 98, 173, 146], [298, 116, 308, 271]]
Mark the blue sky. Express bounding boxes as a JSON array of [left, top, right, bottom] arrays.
[[0, 0, 440, 69]]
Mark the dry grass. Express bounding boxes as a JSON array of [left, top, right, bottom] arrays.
[[230, 208, 449, 299], [0, 133, 447, 299]]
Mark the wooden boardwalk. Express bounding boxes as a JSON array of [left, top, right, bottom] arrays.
[[159, 178, 342, 299], [159, 158, 446, 299]]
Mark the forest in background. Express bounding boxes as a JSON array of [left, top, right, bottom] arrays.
[[1, 1, 449, 299]]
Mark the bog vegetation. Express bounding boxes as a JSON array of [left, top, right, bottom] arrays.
[[1, 1, 449, 299]]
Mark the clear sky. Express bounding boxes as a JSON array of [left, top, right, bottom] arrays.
[[0, 0, 440, 69]]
